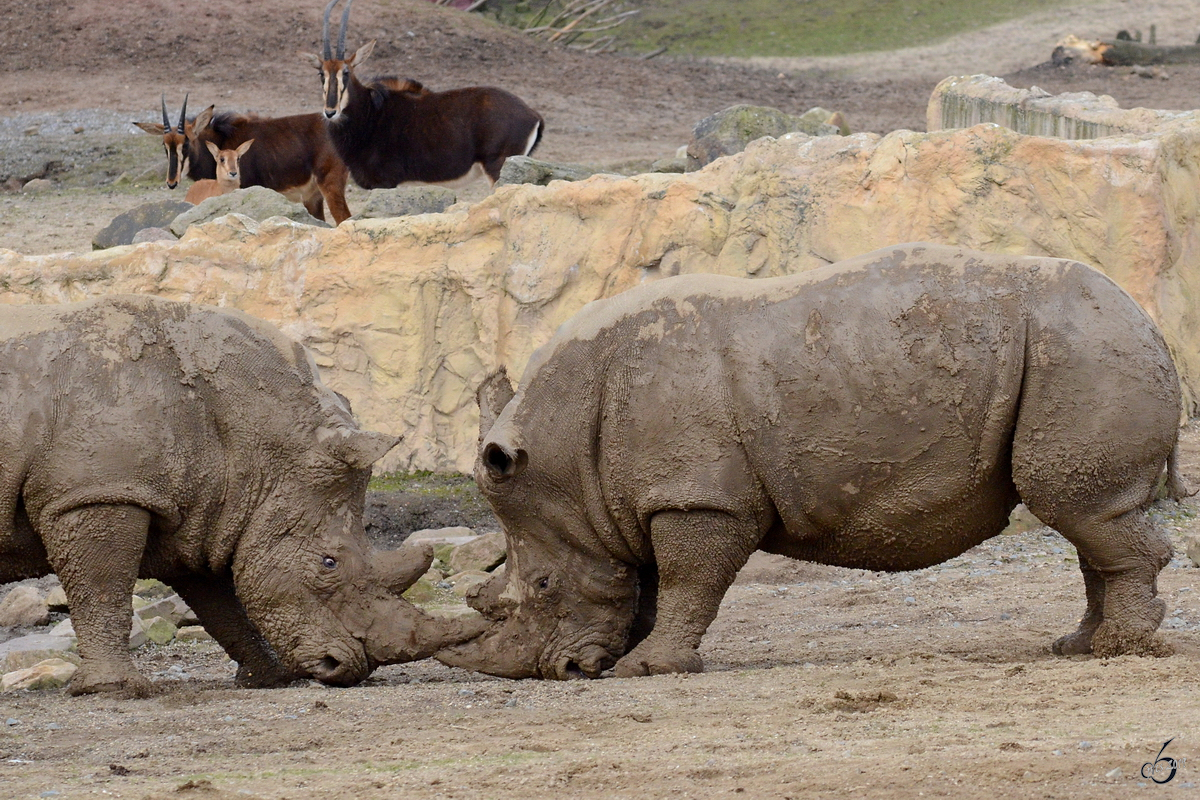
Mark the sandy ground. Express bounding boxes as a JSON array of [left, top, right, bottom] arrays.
[[4, 1, 1200, 797]]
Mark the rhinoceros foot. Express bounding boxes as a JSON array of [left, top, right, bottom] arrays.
[[1090, 623, 1174, 659], [613, 640, 703, 678], [1051, 629, 1095, 657], [68, 665, 154, 697]]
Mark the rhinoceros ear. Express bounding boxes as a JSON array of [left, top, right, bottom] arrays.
[[477, 368, 515, 440], [482, 441, 527, 481], [324, 429, 402, 470]]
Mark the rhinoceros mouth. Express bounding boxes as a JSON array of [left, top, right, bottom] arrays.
[[301, 641, 370, 686], [543, 642, 618, 680]]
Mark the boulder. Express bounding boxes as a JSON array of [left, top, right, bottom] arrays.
[[131, 227, 178, 244], [49, 619, 75, 639], [135, 594, 191, 626], [686, 104, 847, 170], [93, 199, 193, 250], [350, 187, 456, 220], [402, 577, 449, 605], [447, 532, 507, 574], [447, 570, 492, 598], [650, 156, 688, 174], [1, 649, 80, 673], [21, 178, 53, 193], [0, 586, 49, 628], [133, 579, 174, 600], [497, 156, 597, 186], [169, 186, 330, 237], [1, 658, 78, 692], [175, 625, 214, 643], [143, 616, 178, 645], [8, 81, 1200, 469], [404, 526, 477, 545], [43, 585, 68, 613], [128, 616, 150, 649], [0, 635, 75, 661], [1185, 535, 1200, 568]]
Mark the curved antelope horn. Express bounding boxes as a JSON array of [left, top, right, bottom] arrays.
[[337, 0, 354, 60], [161, 94, 170, 129], [322, 0, 339, 61], [177, 93, 189, 135]]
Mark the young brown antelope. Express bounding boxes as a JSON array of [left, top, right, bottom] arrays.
[[307, 0, 543, 189], [184, 139, 254, 204]]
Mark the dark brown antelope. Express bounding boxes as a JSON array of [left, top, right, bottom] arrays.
[[136, 99, 353, 224], [184, 139, 253, 204], [307, 0, 544, 189], [132, 95, 192, 189]]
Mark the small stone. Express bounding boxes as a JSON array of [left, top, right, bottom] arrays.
[[0, 586, 50, 627], [504, 698, 518, 707], [999, 613, 1012, 620], [1, 658, 78, 692], [43, 586, 68, 612], [136, 594, 191, 626], [73, 126, 85, 134], [1183, 534, 1200, 568], [1078, 740, 1092, 750], [134, 579, 174, 600], [5, 717, 18, 726], [457, 688, 476, 696], [175, 626, 214, 643], [128, 616, 150, 649], [23, 126, 38, 136], [1105, 767, 1122, 779], [904, 597, 916, 605], [21, 178, 52, 193], [46, 723, 61, 730]]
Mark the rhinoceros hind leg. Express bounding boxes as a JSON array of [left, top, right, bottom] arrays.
[[41, 504, 153, 696], [1046, 507, 1171, 659], [170, 574, 295, 688], [614, 510, 758, 678], [1051, 554, 1105, 656]]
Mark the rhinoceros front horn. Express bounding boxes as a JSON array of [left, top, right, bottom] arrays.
[[477, 368, 515, 439], [374, 543, 434, 594], [322, 428, 401, 469]]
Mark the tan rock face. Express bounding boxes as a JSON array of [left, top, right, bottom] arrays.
[[3, 94, 1200, 470]]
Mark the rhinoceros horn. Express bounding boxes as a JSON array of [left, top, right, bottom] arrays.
[[477, 368, 515, 440]]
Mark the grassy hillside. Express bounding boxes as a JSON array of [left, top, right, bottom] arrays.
[[491, 0, 1084, 57]]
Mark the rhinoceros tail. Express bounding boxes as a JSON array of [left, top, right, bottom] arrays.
[[1161, 441, 1195, 501]]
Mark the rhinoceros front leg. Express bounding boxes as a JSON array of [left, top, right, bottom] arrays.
[[170, 574, 294, 688], [41, 504, 153, 695], [614, 510, 758, 677]]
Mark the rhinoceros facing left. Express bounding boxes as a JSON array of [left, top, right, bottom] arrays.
[[0, 295, 480, 694], [439, 243, 1185, 680]]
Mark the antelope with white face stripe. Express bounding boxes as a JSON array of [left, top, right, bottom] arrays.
[[133, 95, 192, 189], [306, 0, 544, 190]]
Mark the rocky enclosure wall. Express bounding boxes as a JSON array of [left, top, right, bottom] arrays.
[[5, 90, 1200, 471]]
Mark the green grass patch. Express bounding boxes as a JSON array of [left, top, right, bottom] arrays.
[[368, 471, 477, 498], [491, 0, 1086, 58]]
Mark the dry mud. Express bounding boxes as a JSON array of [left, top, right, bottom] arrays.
[[4, 1, 1200, 797]]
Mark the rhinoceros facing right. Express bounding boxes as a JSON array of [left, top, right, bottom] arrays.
[[0, 295, 481, 694], [439, 243, 1185, 680]]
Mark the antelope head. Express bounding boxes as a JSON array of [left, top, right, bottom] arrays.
[[207, 139, 254, 188], [304, 0, 375, 121], [133, 94, 192, 189]]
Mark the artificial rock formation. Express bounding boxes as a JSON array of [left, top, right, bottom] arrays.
[[4, 89, 1200, 471]]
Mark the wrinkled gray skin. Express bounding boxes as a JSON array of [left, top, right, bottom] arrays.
[[439, 243, 1185, 680], [0, 295, 482, 694]]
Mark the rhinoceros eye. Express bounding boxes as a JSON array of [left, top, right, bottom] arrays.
[[322, 556, 338, 569], [538, 577, 549, 590]]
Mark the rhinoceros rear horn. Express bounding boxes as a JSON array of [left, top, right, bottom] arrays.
[[482, 441, 527, 481], [326, 429, 401, 469], [477, 368, 515, 440]]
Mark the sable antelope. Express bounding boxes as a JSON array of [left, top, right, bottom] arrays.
[[132, 95, 192, 189], [184, 139, 254, 204], [308, 0, 543, 189], [135, 99, 353, 224]]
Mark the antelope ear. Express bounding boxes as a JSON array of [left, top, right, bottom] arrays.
[[133, 121, 166, 135], [349, 39, 375, 68], [236, 139, 254, 156], [192, 106, 215, 137], [477, 368, 515, 440], [205, 140, 220, 158], [300, 50, 323, 69], [321, 428, 402, 470]]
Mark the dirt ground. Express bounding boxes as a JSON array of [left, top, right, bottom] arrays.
[[4, 1, 1200, 798]]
